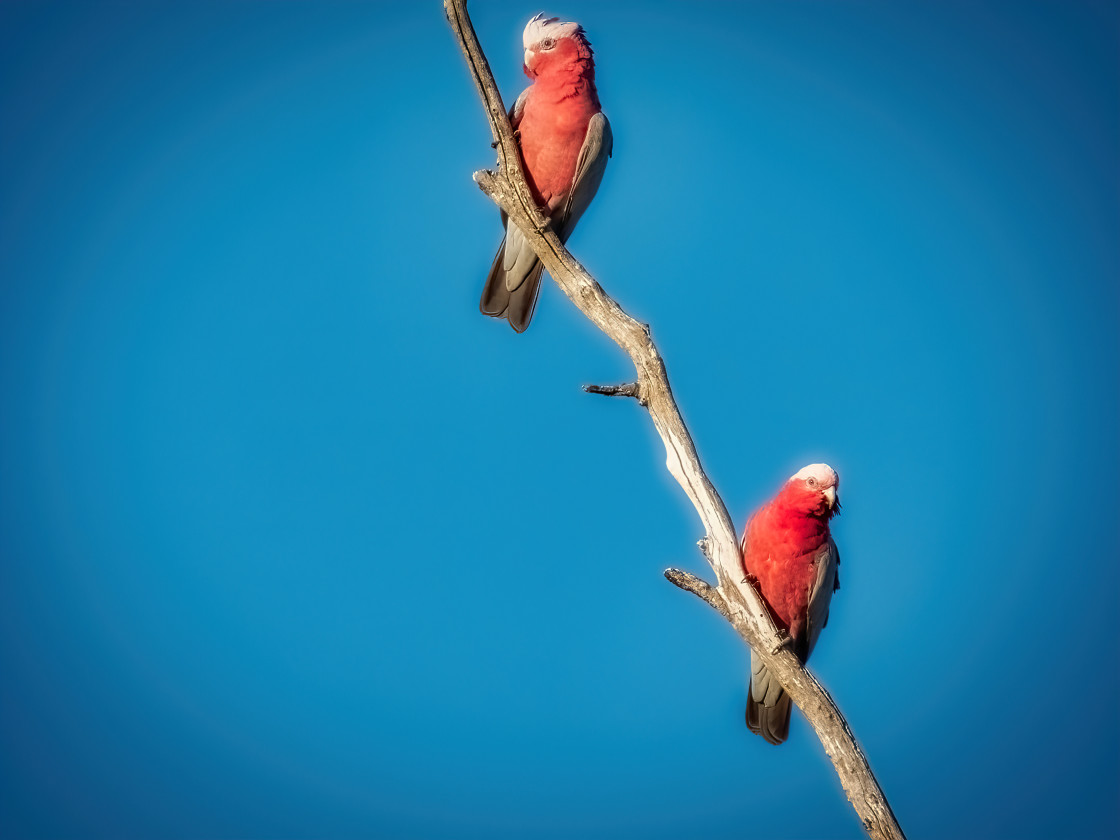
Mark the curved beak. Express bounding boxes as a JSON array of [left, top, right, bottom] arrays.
[[524, 49, 535, 74], [823, 487, 838, 511]]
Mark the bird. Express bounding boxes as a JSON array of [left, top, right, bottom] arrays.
[[740, 463, 842, 745], [480, 13, 612, 332]]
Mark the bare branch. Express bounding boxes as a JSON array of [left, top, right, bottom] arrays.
[[445, 3, 905, 839], [664, 568, 733, 623], [443, 0, 540, 226], [583, 382, 644, 402]]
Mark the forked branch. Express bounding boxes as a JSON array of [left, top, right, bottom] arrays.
[[444, 3, 905, 838]]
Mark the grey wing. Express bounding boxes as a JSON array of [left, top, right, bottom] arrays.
[[510, 88, 530, 130], [804, 537, 840, 661], [480, 107, 609, 333], [745, 531, 836, 746], [555, 112, 612, 240], [498, 88, 545, 295]]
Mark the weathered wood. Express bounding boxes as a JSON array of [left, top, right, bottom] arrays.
[[444, 3, 906, 838], [583, 382, 644, 402]]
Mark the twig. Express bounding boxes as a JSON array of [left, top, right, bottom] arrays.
[[583, 382, 644, 403], [444, 3, 905, 838], [663, 568, 733, 623]]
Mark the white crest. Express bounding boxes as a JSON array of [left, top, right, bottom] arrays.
[[791, 463, 838, 487], [523, 13, 583, 48]]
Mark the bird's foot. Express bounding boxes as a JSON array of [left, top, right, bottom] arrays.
[[769, 629, 791, 656]]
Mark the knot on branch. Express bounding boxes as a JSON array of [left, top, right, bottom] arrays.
[[697, 536, 712, 561]]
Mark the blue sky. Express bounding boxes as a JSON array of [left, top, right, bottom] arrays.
[[1, 1, 1117, 838]]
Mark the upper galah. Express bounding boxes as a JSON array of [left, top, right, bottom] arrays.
[[740, 463, 842, 745], [480, 13, 612, 332]]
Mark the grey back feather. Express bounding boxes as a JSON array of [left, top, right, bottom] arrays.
[[805, 537, 839, 657], [558, 112, 612, 240]]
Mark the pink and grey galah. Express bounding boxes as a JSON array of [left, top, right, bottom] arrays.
[[480, 13, 612, 332], [740, 464, 842, 745]]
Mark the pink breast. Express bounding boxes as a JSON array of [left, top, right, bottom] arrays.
[[518, 103, 595, 207]]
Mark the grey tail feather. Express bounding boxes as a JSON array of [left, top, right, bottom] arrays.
[[480, 238, 511, 318], [479, 239, 544, 333], [505, 263, 544, 333], [746, 679, 792, 746]]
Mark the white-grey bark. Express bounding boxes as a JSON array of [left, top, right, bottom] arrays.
[[444, 3, 906, 838]]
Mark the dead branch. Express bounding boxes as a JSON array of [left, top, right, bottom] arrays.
[[583, 382, 644, 402], [444, 3, 905, 838]]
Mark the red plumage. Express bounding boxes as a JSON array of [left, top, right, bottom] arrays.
[[741, 464, 841, 744], [479, 15, 611, 332], [517, 32, 600, 209]]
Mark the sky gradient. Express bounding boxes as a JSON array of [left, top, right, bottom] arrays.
[[2, 2, 1118, 838]]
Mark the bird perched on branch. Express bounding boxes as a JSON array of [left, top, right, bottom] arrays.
[[480, 13, 612, 332], [741, 463, 842, 745]]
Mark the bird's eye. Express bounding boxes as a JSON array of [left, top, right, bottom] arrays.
[[540, 37, 555, 50], [807, 477, 817, 487]]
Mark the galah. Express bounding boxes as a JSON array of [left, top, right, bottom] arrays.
[[740, 463, 842, 745], [480, 13, 612, 332]]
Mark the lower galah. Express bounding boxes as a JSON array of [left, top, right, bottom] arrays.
[[740, 464, 842, 745]]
